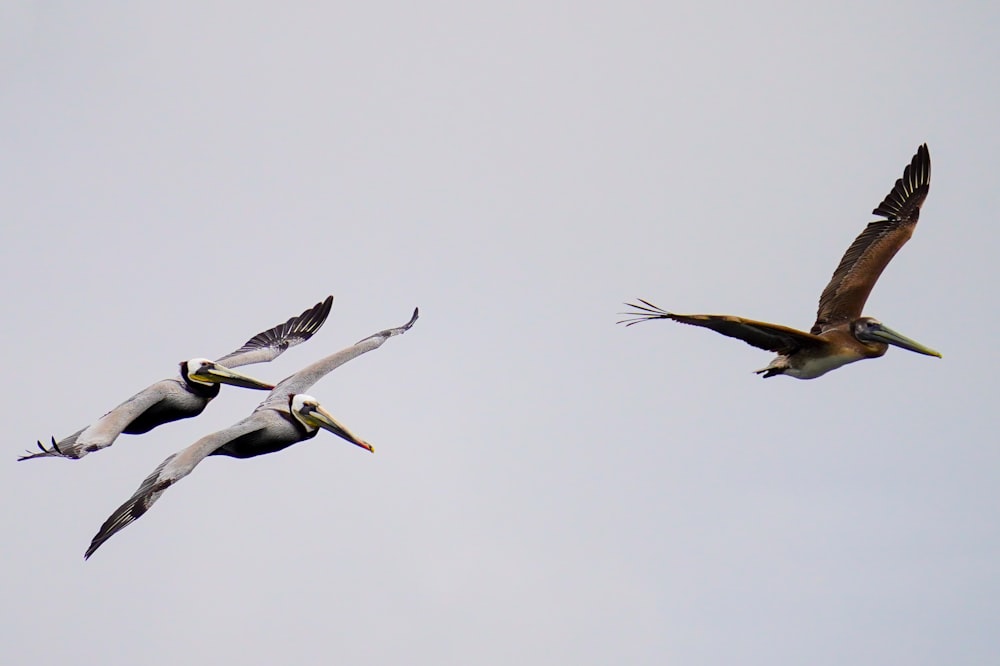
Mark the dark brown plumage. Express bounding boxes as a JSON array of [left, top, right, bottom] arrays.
[[812, 144, 930, 333], [620, 144, 940, 379]]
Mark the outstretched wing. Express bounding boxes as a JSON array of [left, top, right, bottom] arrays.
[[812, 144, 930, 332], [19, 381, 178, 461], [85, 454, 179, 559], [215, 296, 334, 367], [84, 417, 267, 559], [619, 299, 825, 354], [258, 307, 419, 410]]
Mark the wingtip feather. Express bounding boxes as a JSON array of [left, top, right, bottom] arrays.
[[871, 143, 930, 221], [616, 298, 674, 326]]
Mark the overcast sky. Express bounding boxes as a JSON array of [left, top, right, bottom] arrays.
[[3, 2, 998, 665]]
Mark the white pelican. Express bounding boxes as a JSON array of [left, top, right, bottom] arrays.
[[22, 296, 334, 461], [84, 307, 418, 559]]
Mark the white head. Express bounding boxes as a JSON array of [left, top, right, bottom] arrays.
[[182, 358, 217, 387], [180, 358, 275, 390], [289, 394, 374, 453]]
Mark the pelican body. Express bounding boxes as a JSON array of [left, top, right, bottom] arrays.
[[207, 394, 357, 460], [620, 144, 941, 379], [94, 359, 265, 436], [84, 307, 419, 559], [22, 296, 333, 460]]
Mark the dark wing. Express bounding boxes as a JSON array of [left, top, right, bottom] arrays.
[[619, 299, 826, 354], [85, 455, 178, 559], [215, 296, 334, 367], [84, 417, 268, 559], [812, 144, 930, 333]]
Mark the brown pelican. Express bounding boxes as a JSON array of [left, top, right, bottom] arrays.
[[84, 307, 418, 559], [21, 296, 334, 460], [619, 144, 941, 379]]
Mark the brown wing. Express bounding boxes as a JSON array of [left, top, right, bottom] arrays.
[[812, 144, 930, 333], [619, 300, 826, 354]]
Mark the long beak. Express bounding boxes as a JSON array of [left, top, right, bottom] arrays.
[[868, 323, 942, 358], [192, 364, 275, 390], [310, 405, 375, 453]]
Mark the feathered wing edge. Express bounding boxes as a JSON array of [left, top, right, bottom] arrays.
[[85, 454, 178, 559], [354, 307, 420, 346], [259, 307, 420, 411], [619, 299, 826, 354], [84, 418, 267, 559], [19, 429, 83, 461], [872, 143, 930, 221], [813, 144, 930, 331], [215, 295, 334, 367], [20, 380, 175, 462], [616, 298, 673, 327]]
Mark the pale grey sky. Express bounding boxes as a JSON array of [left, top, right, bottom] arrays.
[[2, 2, 998, 665]]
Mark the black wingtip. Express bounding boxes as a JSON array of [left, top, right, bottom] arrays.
[[229, 295, 337, 356], [352, 307, 420, 345], [84, 536, 104, 560], [84, 520, 112, 559], [316, 295, 334, 325], [292, 295, 334, 340], [84, 529, 104, 560], [872, 143, 930, 221], [616, 298, 674, 326], [17, 436, 64, 461]]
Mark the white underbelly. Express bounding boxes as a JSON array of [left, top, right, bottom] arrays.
[[785, 351, 866, 379]]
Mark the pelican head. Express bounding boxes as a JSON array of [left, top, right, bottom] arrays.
[[181, 358, 275, 390], [289, 394, 374, 453], [852, 318, 942, 358]]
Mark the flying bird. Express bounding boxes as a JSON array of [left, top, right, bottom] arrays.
[[84, 307, 418, 559], [21, 296, 334, 460], [619, 144, 941, 379]]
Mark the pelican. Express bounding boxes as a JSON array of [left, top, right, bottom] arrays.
[[84, 307, 418, 559], [619, 144, 941, 379], [21, 296, 334, 461]]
